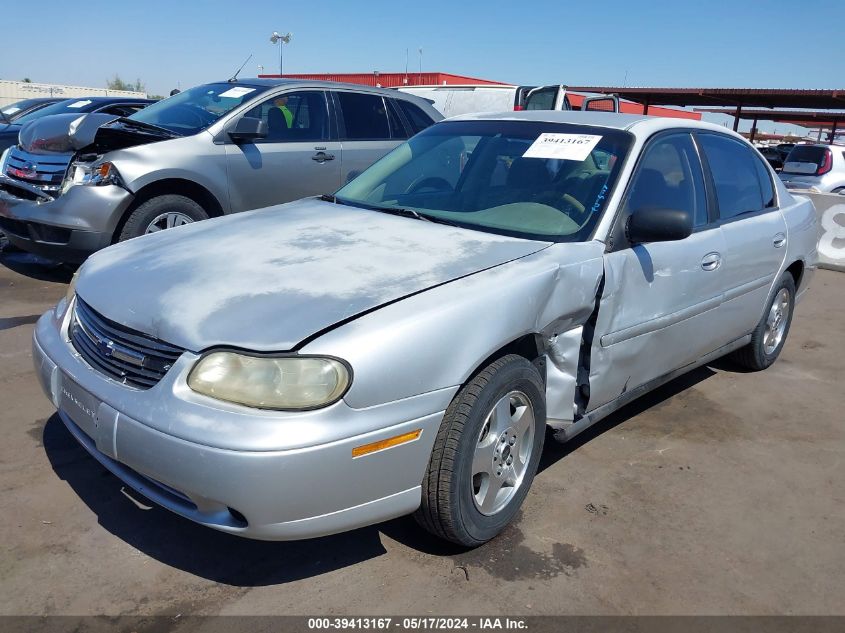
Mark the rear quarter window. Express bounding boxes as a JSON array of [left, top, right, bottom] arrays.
[[396, 99, 436, 135]]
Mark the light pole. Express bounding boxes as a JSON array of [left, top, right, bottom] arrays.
[[270, 31, 292, 77]]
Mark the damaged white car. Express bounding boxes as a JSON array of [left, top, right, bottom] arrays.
[[33, 111, 818, 546]]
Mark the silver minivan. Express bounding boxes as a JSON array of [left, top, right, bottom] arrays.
[[0, 79, 441, 262]]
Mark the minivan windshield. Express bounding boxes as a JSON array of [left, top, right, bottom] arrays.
[[334, 120, 633, 242], [128, 82, 269, 136]]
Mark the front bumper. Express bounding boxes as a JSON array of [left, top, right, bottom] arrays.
[[32, 309, 447, 540], [0, 178, 133, 262]]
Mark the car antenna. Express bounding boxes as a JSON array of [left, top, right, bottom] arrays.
[[229, 54, 253, 83]]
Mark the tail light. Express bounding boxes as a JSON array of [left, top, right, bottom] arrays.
[[817, 148, 833, 176], [513, 105, 524, 111]]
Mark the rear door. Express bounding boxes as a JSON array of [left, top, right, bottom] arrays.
[[696, 132, 788, 341], [589, 132, 727, 410], [224, 90, 341, 211], [331, 91, 407, 185]]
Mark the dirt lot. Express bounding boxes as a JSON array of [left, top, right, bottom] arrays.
[[1, 250, 843, 617]]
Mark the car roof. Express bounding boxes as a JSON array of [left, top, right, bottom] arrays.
[[447, 109, 744, 139], [230, 77, 423, 96], [57, 96, 155, 104]]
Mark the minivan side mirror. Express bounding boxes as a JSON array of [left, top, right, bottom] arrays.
[[229, 116, 268, 142], [626, 207, 693, 244]]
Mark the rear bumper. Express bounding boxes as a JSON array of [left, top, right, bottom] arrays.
[[0, 180, 132, 262]]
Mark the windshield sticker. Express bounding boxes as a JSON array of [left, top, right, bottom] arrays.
[[66, 100, 93, 109], [3, 107, 21, 114], [523, 133, 602, 161], [218, 87, 256, 99]]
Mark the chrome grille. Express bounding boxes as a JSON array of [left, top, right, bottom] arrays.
[[69, 298, 184, 389], [4, 147, 72, 194]]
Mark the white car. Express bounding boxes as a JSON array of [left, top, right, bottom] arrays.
[[779, 143, 845, 193]]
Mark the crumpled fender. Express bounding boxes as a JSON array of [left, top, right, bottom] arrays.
[[301, 242, 606, 421]]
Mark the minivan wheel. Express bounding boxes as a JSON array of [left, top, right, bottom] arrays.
[[118, 195, 209, 242], [414, 354, 546, 547], [731, 272, 795, 371]]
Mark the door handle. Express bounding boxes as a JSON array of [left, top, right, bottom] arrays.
[[773, 233, 786, 248], [701, 252, 722, 271], [312, 151, 335, 163]]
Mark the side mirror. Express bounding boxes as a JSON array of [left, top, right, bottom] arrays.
[[626, 207, 693, 244], [228, 116, 268, 142]]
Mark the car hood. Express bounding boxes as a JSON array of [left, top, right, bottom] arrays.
[[76, 199, 550, 352]]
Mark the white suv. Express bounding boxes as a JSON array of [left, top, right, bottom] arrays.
[[779, 143, 845, 193]]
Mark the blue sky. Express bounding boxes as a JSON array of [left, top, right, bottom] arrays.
[[2, 0, 841, 135]]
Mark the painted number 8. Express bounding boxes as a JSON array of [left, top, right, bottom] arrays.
[[818, 203, 845, 263]]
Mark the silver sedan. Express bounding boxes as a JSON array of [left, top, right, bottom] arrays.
[[32, 111, 819, 546]]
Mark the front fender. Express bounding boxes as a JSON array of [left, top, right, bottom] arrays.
[[301, 242, 605, 423]]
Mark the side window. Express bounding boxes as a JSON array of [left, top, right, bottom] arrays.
[[753, 157, 776, 208], [625, 133, 708, 227], [336, 92, 390, 140], [242, 91, 328, 142], [697, 134, 764, 220], [396, 99, 435, 135]]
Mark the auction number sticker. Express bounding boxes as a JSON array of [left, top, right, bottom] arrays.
[[523, 133, 602, 161], [218, 86, 256, 99], [67, 100, 93, 109]]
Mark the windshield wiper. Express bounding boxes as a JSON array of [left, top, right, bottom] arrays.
[[114, 117, 181, 137], [332, 197, 461, 227]]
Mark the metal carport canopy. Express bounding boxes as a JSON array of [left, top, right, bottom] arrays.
[[565, 87, 845, 131], [693, 108, 845, 141]]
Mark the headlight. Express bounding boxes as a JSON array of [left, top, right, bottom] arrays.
[[0, 147, 10, 173], [54, 270, 79, 320], [63, 160, 123, 191], [187, 352, 350, 410]]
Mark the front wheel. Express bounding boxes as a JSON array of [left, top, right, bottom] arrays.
[[118, 195, 209, 242], [415, 354, 546, 546], [731, 272, 795, 371]]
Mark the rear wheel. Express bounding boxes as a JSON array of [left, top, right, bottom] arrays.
[[414, 354, 546, 546], [731, 272, 795, 371], [118, 194, 209, 242]]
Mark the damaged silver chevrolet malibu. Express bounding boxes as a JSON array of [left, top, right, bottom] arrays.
[[32, 111, 818, 546]]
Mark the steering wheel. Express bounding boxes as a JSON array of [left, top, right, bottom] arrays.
[[561, 194, 585, 216], [161, 104, 216, 128], [405, 176, 453, 195]]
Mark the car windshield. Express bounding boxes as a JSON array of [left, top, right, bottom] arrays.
[[128, 82, 269, 135], [334, 120, 633, 242], [11, 99, 103, 125]]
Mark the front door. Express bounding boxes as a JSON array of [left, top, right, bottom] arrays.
[[225, 90, 341, 212], [589, 132, 727, 410]]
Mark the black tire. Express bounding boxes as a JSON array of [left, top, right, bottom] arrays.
[[118, 194, 209, 242], [731, 272, 796, 371], [414, 354, 546, 547]]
